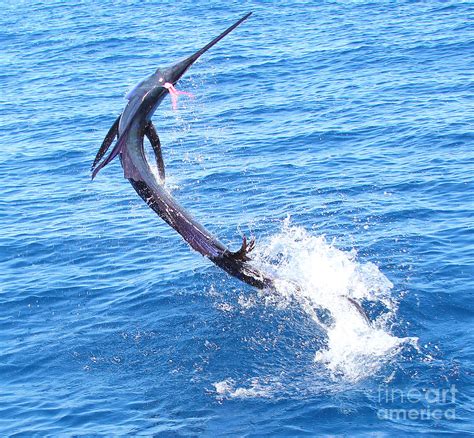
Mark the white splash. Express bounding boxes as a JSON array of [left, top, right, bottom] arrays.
[[213, 378, 276, 400], [252, 218, 416, 382]]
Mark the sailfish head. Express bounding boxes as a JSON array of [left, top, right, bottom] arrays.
[[91, 12, 252, 179]]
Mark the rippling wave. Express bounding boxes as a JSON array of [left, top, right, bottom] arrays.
[[1, 0, 472, 435]]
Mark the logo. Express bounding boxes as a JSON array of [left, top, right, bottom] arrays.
[[376, 385, 457, 421]]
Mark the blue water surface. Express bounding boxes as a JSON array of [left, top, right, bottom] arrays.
[[1, 0, 473, 435]]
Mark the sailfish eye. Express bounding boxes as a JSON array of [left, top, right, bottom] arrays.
[[159, 77, 164, 83]]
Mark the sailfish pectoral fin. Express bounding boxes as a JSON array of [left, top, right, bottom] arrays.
[[91, 115, 121, 171], [144, 121, 165, 182]]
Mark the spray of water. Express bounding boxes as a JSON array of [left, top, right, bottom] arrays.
[[249, 217, 417, 382]]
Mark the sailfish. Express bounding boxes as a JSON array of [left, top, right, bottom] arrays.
[[91, 13, 371, 326]]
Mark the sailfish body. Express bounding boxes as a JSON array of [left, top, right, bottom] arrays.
[[91, 13, 274, 289]]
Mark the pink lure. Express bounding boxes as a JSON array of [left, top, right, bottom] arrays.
[[163, 82, 194, 110]]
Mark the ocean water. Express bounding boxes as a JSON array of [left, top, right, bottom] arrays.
[[1, 0, 473, 435]]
